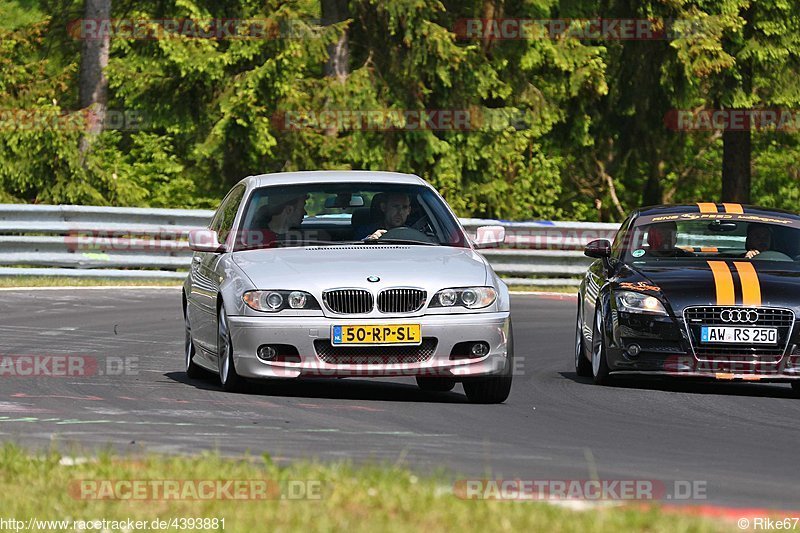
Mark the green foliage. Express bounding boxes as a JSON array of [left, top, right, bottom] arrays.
[[0, 0, 799, 219]]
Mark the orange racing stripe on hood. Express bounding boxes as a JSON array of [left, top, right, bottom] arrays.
[[722, 203, 744, 214], [733, 262, 762, 306], [707, 261, 735, 305]]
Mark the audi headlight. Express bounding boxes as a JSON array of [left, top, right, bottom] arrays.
[[242, 290, 320, 312], [430, 287, 497, 309], [615, 290, 667, 315]]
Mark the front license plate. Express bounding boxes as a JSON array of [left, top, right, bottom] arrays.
[[331, 324, 421, 345], [700, 326, 778, 344]]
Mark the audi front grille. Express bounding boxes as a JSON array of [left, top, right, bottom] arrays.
[[377, 288, 427, 314], [684, 306, 795, 363], [323, 289, 373, 314], [685, 307, 794, 327]]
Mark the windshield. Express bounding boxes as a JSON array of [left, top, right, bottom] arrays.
[[623, 214, 800, 266], [233, 182, 468, 251]]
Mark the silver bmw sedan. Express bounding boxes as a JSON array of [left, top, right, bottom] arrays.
[[182, 171, 514, 403]]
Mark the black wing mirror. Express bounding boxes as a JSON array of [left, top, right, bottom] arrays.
[[584, 239, 612, 259]]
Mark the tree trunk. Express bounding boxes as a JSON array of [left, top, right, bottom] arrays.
[[78, 0, 111, 158], [481, 0, 504, 54], [321, 0, 349, 80], [721, 128, 751, 202], [720, 3, 753, 203], [642, 150, 664, 206]]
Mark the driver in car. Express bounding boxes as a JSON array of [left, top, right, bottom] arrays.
[[361, 193, 412, 240]]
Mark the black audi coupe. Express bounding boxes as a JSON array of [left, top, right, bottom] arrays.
[[575, 203, 800, 392]]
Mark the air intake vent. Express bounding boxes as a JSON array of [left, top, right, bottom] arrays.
[[323, 289, 373, 314], [377, 288, 426, 313], [314, 338, 437, 365]]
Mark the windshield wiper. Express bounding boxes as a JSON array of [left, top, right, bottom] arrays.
[[295, 240, 347, 246], [367, 238, 438, 246], [237, 239, 342, 251]]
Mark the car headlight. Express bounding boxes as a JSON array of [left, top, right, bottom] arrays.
[[430, 287, 497, 309], [615, 290, 667, 315], [242, 290, 320, 312]]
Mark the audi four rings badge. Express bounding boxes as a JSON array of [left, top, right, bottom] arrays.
[[720, 309, 759, 323]]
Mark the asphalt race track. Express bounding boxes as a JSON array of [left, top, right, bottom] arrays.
[[1, 288, 799, 509]]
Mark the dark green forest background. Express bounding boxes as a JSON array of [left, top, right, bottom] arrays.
[[1, 0, 798, 221]]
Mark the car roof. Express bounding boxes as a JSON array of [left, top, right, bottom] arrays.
[[241, 171, 428, 188], [633, 204, 800, 220]]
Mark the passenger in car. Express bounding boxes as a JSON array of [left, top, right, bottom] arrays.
[[646, 222, 693, 257], [243, 193, 308, 248], [744, 224, 773, 259]]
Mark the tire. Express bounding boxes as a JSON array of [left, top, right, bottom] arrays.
[[463, 321, 514, 404], [218, 306, 246, 393], [416, 377, 456, 392], [575, 304, 592, 377], [591, 307, 612, 385], [792, 382, 800, 397], [184, 301, 205, 379]]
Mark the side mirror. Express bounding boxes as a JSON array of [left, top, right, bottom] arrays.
[[584, 239, 612, 259], [474, 225, 506, 249], [188, 229, 225, 253]]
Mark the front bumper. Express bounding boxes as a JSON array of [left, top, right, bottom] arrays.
[[606, 311, 800, 382], [227, 312, 511, 379]]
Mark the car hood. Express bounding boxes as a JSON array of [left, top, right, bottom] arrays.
[[616, 261, 800, 312], [232, 245, 489, 292]]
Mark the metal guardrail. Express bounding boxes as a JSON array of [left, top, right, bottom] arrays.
[[0, 204, 620, 286]]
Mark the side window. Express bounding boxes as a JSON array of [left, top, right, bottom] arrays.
[[210, 185, 246, 244], [611, 216, 634, 260]]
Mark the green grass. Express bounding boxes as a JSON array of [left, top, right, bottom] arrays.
[[0, 276, 182, 288], [0, 444, 732, 532]]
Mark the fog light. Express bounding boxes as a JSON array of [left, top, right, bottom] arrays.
[[470, 342, 489, 357], [627, 343, 641, 357], [257, 345, 278, 361]]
